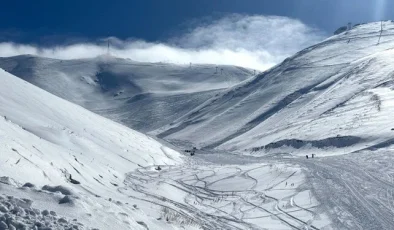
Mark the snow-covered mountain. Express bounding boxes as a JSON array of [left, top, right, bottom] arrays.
[[4, 22, 394, 158], [3, 21, 394, 230], [155, 21, 394, 155], [0, 56, 253, 132], [0, 68, 182, 229]]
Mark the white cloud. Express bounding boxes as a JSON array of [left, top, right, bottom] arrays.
[[0, 15, 325, 70]]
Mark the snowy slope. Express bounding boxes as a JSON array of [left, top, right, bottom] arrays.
[[0, 68, 183, 229], [0, 69, 331, 230], [4, 22, 394, 157], [156, 21, 394, 155], [2, 21, 394, 230], [0, 56, 253, 132]]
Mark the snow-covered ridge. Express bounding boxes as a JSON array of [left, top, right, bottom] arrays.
[[156, 21, 394, 156], [4, 22, 394, 157], [0, 55, 253, 132]]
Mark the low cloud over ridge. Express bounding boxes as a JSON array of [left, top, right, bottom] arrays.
[[0, 14, 325, 70]]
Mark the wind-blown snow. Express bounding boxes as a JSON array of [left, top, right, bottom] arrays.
[[0, 14, 324, 70]]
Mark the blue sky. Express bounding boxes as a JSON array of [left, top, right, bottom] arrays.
[[0, 0, 392, 69]]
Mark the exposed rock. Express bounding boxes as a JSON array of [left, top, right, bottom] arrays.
[[58, 196, 73, 205], [22, 183, 35, 188], [0, 204, 8, 213], [0, 221, 7, 230], [41, 185, 72, 195], [41, 210, 49, 216]]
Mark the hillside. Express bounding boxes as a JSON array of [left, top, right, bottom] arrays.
[[0, 68, 332, 230], [0, 56, 253, 132], [3, 22, 394, 157], [155, 21, 394, 155], [0, 68, 182, 229]]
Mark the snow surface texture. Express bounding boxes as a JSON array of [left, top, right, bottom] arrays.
[[0, 56, 252, 132]]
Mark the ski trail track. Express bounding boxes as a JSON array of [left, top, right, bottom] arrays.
[[278, 149, 394, 230], [119, 147, 394, 229], [119, 158, 325, 230]]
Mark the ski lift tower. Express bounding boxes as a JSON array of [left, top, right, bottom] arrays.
[[378, 21, 384, 45], [107, 40, 110, 56], [347, 22, 352, 31]]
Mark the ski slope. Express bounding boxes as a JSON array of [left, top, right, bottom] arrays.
[[155, 21, 394, 156], [0, 56, 253, 132]]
